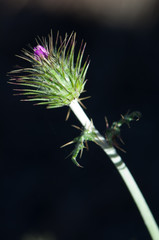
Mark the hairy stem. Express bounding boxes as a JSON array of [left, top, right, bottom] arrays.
[[69, 99, 159, 240]]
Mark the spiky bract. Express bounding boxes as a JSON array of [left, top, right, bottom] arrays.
[[61, 126, 97, 167], [105, 111, 141, 148], [10, 32, 89, 108]]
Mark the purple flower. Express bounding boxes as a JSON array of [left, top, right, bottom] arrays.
[[34, 45, 49, 60]]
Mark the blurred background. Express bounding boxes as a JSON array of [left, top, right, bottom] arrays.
[[1, 0, 159, 239]]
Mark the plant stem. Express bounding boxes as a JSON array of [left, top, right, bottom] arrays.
[[69, 99, 159, 240]]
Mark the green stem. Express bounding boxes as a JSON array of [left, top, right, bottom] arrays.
[[69, 99, 159, 240]]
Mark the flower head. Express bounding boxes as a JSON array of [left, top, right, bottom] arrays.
[[9, 32, 89, 109], [33, 45, 49, 60]]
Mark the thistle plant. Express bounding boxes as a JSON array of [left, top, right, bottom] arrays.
[[9, 31, 159, 240], [10, 32, 88, 109]]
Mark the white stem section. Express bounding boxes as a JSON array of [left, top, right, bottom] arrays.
[[69, 99, 159, 240]]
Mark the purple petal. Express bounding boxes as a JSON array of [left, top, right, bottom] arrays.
[[34, 45, 49, 60]]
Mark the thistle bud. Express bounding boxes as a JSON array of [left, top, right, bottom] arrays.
[[9, 32, 89, 109]]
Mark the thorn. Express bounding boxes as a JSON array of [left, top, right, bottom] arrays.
[[120, 114, 124, 119], [85, 141, 89, 151], [80, 148, 83, 158], [79, 96, 91, 101], [119, 136, 125, 145], [60, 141, 74, 148], [114, 142, 126, 153], [71, 125, 82, 131], [65, 108, 71, 121], [104, 116, 109, 128], [77, 162, 84, 168], [78, 99, 87, 109], [72, 157, 84, 168]]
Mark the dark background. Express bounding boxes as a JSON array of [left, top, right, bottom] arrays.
[[1, 1, 159, 240]]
